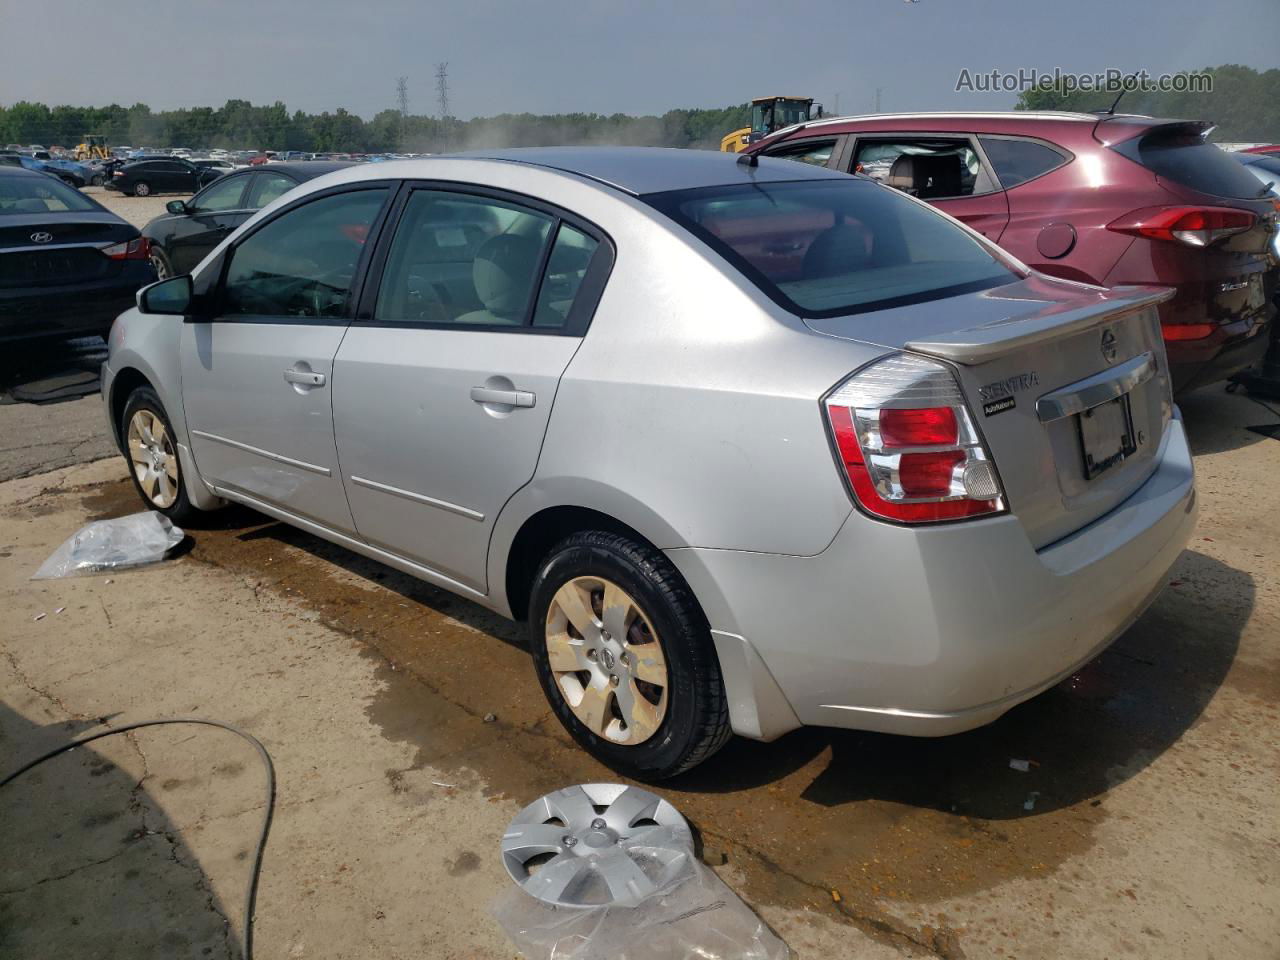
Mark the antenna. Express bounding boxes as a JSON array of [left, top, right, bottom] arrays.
[[435, 62, 450, 120], [1101, 73, 1138, 116], [395, 76, 409, 147]]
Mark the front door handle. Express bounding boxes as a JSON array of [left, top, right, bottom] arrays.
[[470, 386, 535, 408], [284, 369, 326, 387]]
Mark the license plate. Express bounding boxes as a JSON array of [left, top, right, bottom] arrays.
[[1078, 394, 1136, 480]]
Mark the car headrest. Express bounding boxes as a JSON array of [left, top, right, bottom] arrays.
[[887, 155, 915, 192], [472, 234, 541, 317], [803, 223, 873, 280]]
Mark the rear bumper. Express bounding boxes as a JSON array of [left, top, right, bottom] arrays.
[[668, 416, 1197, 741], [0, 265, 152, 342], [1167, 320, 1271, 393]]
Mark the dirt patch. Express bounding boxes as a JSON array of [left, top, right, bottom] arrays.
[[77, 475, 1257, 953]]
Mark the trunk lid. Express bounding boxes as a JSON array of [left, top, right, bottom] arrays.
[[806, 275, 1176, 548], [0, 213, 136, 289]]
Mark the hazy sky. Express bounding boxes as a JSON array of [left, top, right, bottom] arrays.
[[1, 0, 1276, 118]]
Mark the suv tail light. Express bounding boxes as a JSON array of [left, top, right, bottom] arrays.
[[101, 237, 150, 261], [1107, 206, 1256, 248], [824, 354, 1005, 523]]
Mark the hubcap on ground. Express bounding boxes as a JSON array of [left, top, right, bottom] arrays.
[[126, 409, 178, 508], [501, 783, 693, 907], [545, 575, 668, 745]]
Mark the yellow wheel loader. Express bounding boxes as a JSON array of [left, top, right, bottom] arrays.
[[720, 96, 823, 152]]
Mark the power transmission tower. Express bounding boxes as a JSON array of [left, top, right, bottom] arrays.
[[875, 87, 883, 112], [435, 62, 451, 149], [395, 76, 409, 147]]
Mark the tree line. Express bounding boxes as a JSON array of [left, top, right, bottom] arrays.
[[1015, 64, 1280, 142], [0, 99, 752, 153]]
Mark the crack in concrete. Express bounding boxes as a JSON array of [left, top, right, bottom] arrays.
[[0, 843, 138, 897]]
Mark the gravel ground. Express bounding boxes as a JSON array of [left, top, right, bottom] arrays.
[[85, 185, 187, 228]]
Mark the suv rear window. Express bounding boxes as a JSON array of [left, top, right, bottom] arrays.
[[645, 179, 1019, 317], [1112, 129, 1265, 199]]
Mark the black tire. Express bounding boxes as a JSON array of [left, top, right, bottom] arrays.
[[120, 385, 203, 524], [132, 181, 151, 197], [91, 173, 105, 187], [528, 530, 731, 780], [149, 246, 173, 280]]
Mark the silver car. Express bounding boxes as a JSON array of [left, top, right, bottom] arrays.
[[102, 148, 1196, 779]]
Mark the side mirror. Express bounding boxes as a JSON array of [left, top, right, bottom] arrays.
[[137, 275, 193, 315], [167, 199, 188, 215]]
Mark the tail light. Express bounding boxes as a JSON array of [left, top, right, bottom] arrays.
[[824, 354, 1005, 523], [101, 237, 150, 261], [1162, 323, 1216, 342], [1107, 206, 1256, 248]]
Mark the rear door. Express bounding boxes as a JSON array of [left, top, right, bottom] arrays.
[[332, 185, 611, 592], [847, 134, 1010, 241], [167, 172, 255, 273], [181, 183, 393, 532]]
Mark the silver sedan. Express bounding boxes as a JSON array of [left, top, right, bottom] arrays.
[[102, 148, 1196, 778]]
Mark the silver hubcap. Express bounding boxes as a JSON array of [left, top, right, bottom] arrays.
[[126, 409, 178, 508], [150, 253, 169, 279], [545, 576, 668, 745], [501, 783, 693, 907], [135, 183, 149, 196]]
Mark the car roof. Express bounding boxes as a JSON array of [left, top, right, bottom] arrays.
[[0, 165, 56, 180], [258, 161, 353, 180], [452, 146, 851, 195]]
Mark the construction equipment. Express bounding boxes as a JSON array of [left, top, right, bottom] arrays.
[[720, 96, 823, 153], [74, 135, 110, 162]]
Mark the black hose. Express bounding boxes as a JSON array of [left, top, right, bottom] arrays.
[[1, 718, 276, 960]]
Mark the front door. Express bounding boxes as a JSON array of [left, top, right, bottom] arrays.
[[333, 186, 608, 592], [849, 135, 1010, 242], [168, 173, 255, 273], [181, 185, 392, 533]]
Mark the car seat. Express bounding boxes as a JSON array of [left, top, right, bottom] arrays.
[[455, 234, 543, 325]]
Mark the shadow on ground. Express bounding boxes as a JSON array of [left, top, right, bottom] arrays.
[[0, 701, 242, 958], [0, 336, 106, 405]]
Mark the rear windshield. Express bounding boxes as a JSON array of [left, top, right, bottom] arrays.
[[0, 174, 100, 214], [644, 179, 1019, 317], [1113, 130, 1266, 199]]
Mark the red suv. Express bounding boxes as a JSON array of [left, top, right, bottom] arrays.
[[747, 112, 1279, 392]]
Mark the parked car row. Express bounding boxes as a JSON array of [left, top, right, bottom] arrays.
[[745, 111, 1280, 392]]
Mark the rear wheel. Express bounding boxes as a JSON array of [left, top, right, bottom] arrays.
[[528, 531, 731, 780], [120, 386, 202, 523], [132, 181, 151, 197], [91, 173, 105, 187]]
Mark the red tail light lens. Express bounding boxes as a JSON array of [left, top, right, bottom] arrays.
[[1107, 206, 1256, 248], [102, 237, 150, 260], [824, 355, 1005, 524], [1161, 323, 1217, 341]]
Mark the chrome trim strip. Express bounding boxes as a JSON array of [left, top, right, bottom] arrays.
[[1035, 352, 1155, 423], [349, 475, 484, 521], [0, 241, 110, 254], [189, 429, 332, 476]]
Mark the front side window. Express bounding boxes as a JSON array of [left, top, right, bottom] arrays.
[[221, 187, 388, 319], [193, 175, 248, 212], [853, 138, 988, 199], [978, 137, 1069, 188], [646, 179, 1019, 317], [374, 190, 553, 326], [251, 173, 297, 209], [767, 139, 837, 167]]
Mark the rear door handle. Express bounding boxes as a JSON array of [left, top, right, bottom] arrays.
[[470, 386, 535, 408], [284, 369, 326, 387]]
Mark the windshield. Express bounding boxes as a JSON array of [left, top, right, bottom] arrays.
[[0, 174, 101, 214], [645, 178, 1019, 317], [751, 100, 810, 136], [1242, 156, 1280, 195]]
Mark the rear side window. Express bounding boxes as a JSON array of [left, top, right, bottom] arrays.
[[646, 179, 1019, 318], [852, 139, 992, 199], [533, 224, 600, 328], [978, 137, 1069, 188], [1112, 130, 1266, 199], [222, 188, 388, 319]]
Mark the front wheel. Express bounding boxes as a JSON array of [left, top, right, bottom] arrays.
[[132, 181, 151, 197], [120, 386, 202, 524], [528, 531, 731, 780], [91, 173, 105, 187]]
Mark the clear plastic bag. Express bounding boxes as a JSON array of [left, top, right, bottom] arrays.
[[493, 855, 789, 960], [32, 511, 185, 580]]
